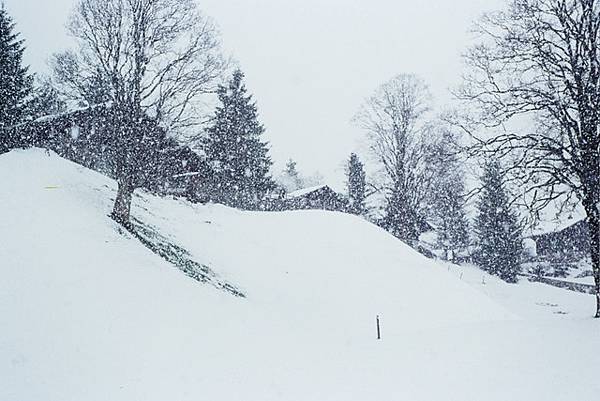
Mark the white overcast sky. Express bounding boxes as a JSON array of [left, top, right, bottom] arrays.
[[5, 0, 502, 185]]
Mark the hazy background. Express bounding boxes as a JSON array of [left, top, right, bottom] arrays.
[[4, 0, 501, 185]]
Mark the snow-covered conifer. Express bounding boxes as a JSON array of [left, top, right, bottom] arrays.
[[0, 6, 33, 142], [428, 129, 469, 261], [280, 159, 303, 192], [204, 69, 274, 209], [474, 159, 522, 282], [346, 152, 367, 215], [28, 81, 66, 119]]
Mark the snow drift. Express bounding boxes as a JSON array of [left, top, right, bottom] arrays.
[[1, 149, 598, 401]]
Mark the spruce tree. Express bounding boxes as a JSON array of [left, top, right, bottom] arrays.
[[281, 159, 303, 192], [28, 81, 66, 119], [433, 174, 469, 261], [474, 159, 522, 283], [81, 67, 113, 106], [384, 185, 421, 242], [204, 69, 274, 209], [429, 130, 469, 261], [346, 153, 367, 215], [0, 6, 33, 149]]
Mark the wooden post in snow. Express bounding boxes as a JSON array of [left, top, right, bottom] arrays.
[[376, 315, 381, 340]]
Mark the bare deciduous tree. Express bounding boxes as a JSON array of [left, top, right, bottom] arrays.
[[354, 74, 436, 242], [458, 0, 600, 317], [54, 0, 227, 225]]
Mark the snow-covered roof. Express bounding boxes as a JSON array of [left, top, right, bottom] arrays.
[[33, 102, 113, 124], [171, 171, 202, 178], [526, 198, 586, 237], [286, 184, 330, 198], [530, 215, 586, 237]]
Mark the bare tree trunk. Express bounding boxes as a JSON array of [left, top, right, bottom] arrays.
[[111, 176, 134, 228], [587, 209, 600, 318]]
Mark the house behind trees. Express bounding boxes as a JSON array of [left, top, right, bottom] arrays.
[[281, 185, 348, 212], [4, 104, 212, 203]]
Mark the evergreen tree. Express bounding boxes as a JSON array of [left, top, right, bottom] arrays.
[[276, 158, 304, 192], [81, 67, 113, 106], [474, 159, 522, 283], [433, 173, 469, 261], [204, 69, 274, 209], [382, 153, 423, 243], [346, 153, 367, 215], [429, 130, 469, 261], [0, 6, 33, 148], [384, 183, 421, 243], [28, 81, 66, 119]]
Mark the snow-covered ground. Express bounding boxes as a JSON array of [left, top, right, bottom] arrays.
[[1, 149, 598, 401]]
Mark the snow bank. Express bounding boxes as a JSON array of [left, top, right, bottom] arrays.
[[1, 149, 598, 401]]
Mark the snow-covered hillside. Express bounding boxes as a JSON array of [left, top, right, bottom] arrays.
[[1, 149, 598, 401]]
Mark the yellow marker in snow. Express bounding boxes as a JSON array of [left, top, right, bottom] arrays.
[[44, 186, 60, 190]]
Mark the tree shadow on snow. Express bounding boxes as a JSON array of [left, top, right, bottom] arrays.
[[114, 216, 245, 298]]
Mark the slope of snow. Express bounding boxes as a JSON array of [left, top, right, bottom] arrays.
[[1, 149, 599, 401]]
